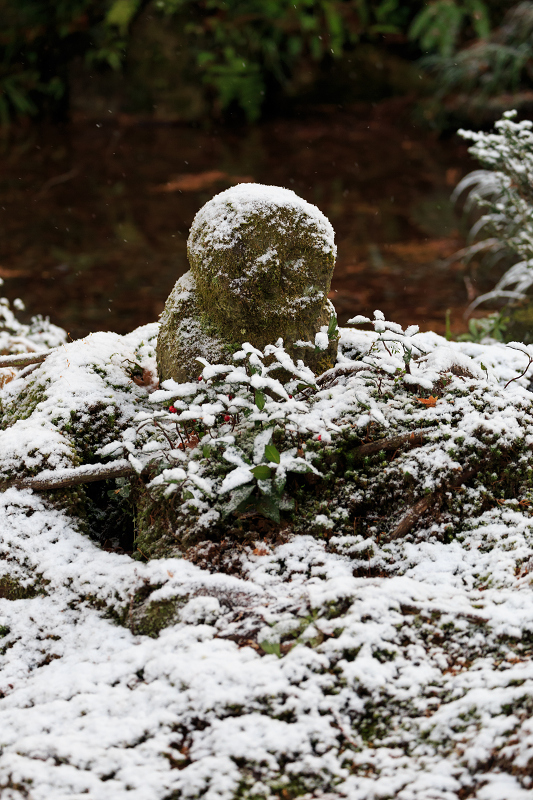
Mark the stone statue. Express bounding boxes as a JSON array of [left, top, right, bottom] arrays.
[[157, 183, 338, 382]]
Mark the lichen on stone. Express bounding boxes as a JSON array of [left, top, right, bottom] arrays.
[[157, 183, 339, 382], [156, 271, 227, 384]]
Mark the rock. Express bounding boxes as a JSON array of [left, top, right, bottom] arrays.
[[155, 271, 227, 385], [157, 183, 338, 382]]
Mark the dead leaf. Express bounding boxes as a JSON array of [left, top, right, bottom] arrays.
[[417, 395, 438, 407], [0, 368, 17, 388], [133, 368, 159, 392], [177, 433, 200, 451], [252, 547, 269, 556], [151, 171, 253, 193], [446, 167, 460, 186]]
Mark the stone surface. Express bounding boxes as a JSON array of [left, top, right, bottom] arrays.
[[156, 271, 227, 384], [157, 183, 338, 382]]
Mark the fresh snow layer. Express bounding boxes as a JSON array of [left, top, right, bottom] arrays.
[[188, 183, 336, 258], [3, 491, 533, 799], [3, 319, 533, 797]]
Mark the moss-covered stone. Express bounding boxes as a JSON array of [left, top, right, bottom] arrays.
[[156, 272, 227, 384], [157, 183, 338, 381]]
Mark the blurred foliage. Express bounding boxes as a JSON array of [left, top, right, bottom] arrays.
[[0, 0, 143, 123], [456, 311, 509, 342], [154, 0, 417, 120], [409, 0, 490, 57], [420, 1, 533, 122], [0, 0, 520, 124]]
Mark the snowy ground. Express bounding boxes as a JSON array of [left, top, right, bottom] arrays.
[[2, 308, 533, 798]]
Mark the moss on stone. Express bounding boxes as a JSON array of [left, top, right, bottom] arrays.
[[131, 597, 181, 637], [0, 576, 43, 600], [156, 271, 227, 383], [157, 184, 339, 381], [188, 187, 335, 344]]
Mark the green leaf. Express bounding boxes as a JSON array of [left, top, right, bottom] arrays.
[[264, 444, 281, 464], [202, 444, 211, 458], [257, 494, 281, 523], [327, 314, 339, 340], [259, 640, 281, 657], [251, 464, 272, 480], [255, 389, 266, 410], [221, 483, 255, 518], [279, 495, 295, 511], [106, 0, 140, 34], [469, 0, 490, 39]]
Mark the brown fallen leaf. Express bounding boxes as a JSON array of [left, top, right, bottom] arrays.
[[417, 395, 438, 407], [177, 433, 200, 451], [0, 367, 18, 388], [133, 368, 159, 392], [151, 170, 253, 193], [252, 547, 269, 556]]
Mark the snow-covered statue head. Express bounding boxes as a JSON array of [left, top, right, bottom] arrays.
[[157, 183, 338, 382]]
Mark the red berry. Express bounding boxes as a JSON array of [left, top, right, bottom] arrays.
[[169, 405, 177, 413], [228, 394, 233, 400], [288, 395, 293, 399], [224, 415, 231, 422], [198, 376, 202, 381], [317, 435, 322, 441]]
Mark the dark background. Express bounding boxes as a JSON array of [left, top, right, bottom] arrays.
[[0, 0, 527, 338]]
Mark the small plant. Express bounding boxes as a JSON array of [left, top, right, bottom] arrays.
[[453, 110, 533, 313], [416, 2, 533, 122], [409, 0, 490, 58], [457, 312, 509, 342]]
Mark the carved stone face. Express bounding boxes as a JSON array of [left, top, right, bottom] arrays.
[[157, 183, 338, 382], [187, 183, 336, 345]]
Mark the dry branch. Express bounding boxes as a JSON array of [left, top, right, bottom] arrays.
[[316, 363, 370, 387], [0, 351, 51, 369], [2, 460, 141, 492], [386, 467, 479, 541], [387, 496, 433, 540], [353, 429, 426, 459]]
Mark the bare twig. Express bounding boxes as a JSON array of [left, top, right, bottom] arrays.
[[385, 467, 478, 542], [34, 167, 80, 200], [504, 350, 533, 389], [0, 351, 50, 369], [352, 429, 426, 459], [316, 363, 373, 387], [328, 708, 359, 750], [2, 459, 144, 492]]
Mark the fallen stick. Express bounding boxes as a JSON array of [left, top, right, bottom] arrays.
[[387, 495, 433, 540], [386, 467, 478, 542], [0, 351, 50, 369], [353, 429, 426, 459], [316, 363, 371, 387], [3, 460, 140, 492]]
